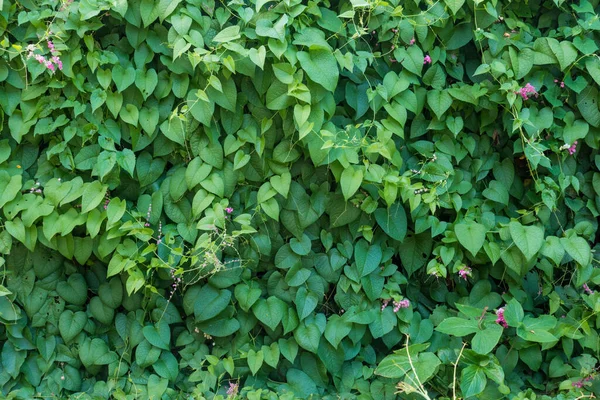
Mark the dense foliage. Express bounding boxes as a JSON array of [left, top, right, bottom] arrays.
[[1, 0, 600, 398]]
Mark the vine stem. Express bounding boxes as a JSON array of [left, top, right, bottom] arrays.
[[453, 342, 467, 400]]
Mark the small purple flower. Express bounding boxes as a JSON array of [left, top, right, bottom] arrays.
[[496, 307, 508, 328], [409, 37, 416, 45], [225, 207, 234, 214], [423, 55, 432, 65], [568, 141, 578, 155], [583, 283, 594, 295]]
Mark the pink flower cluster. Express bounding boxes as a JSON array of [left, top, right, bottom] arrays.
[[554, 79, 565, 88], [225, 207, 233, 214], [568, 141, 577, 155], [381, 299, 389, 311], [496, 307, 508, 328], [572, 375, 595, 388], [27, 40, 62, 72], [381, 298, 410, 312], [393, 299, 410, 312], [226, 381, 239, 397], [458, 266, 472, 280], [409, 37, 416, 45], [518, 83, 537, 100], [583, 283, 594, 295], [423, 55, 432, 65]]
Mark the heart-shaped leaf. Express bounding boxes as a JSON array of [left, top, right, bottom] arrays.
[[59, 310, 87, 343], [143, 322, 171, 350], [139, 107, 159, 134], [112, 64, 136, 92], [56, 274, 88, 305]]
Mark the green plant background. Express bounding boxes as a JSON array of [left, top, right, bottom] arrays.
[[1, 0, 600, 398]]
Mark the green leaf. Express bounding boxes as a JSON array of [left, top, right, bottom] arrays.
[[483, 180, 509, 205], [256, 15, 288, 41], [187, 91, 214, 126], [461, 365, 487, 398], [454, 221, 487, 257], [234, 282, 261, 312], [262, 343, 280, 368], [213, 25, 240, 43], [503, 298, 524, 327], [140, 0, 159, 26], [509, 222, 544, 260], [279, 338, 299, 363], [427, 90, 453, 119], [577, 87, 600, 127], [247, 350, 264, 375], [586, 58, 600, 87], [120, 104, 139, 126], [294, 322, 321, 353], [112, 64, 136, 92], [435, 317, 479, 336], [395, 46, 424, 76], [59, 310, 87, 343], [139, 107, 159, 135], [295, 287, 319, 321], [297, 49, 339, 92], [355, 240, 382, 277], [1, 341, 26, 379], [290, 234, 311, 255], [193, 284, 231, 322], [56, 274, 88, 305], [79, 338, 117, 368], [81, 181, 108, 213], [0, 172, 21, 208], [270, 172, 291, 198], [252, 296, 286, 331], [374, 204, 407, 242], [186, 158, 212, 189], [444, 0, 465, 15], [340, 165, 363, 201], [147, 374, 168, 398], [135, 68, 158, 100], [324, 315, 352, 349], [143, 322, 171, 350], [472, 324, 503, 354], [560, 235, 591, 266]]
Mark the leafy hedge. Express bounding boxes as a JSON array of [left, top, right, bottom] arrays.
[[1, 0, 600, 398]]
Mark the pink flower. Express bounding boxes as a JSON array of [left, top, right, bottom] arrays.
[[393, 299, 410, 312], [52, 56, 63, 70], [34, 54, 45, 64], [496, 307, 508, 328], [518, 83, 537, 100], [458, 266, 472, 280], [381, 299, 390, 311], [225, 207, 233, 214], [583, 283, 594, 295], [226, 381, 239, 397], [47, 40, 56, 54], [423, 55, 432, 65], [46, 61, 55, 72], [409, 37, 416, 45], [390, 58, 397, 63], [568, 141, 578, 155]]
